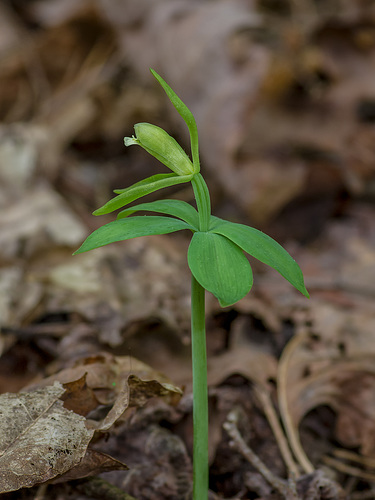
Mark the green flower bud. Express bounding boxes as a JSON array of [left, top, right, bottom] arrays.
[[124, 123, 195, 176]]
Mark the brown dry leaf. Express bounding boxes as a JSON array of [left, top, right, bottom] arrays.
[[27, 353, 183, 431], [128, 374, 183, 408], [0, 382, 94, 493], [29, 352, 178, 403], [61, 374, 99, 416], [97, 375, 182, 432], [278, 302, 375, 474], [52, 449, 128, 483], [208, 345, 277, 389], [208, 310, 278, 388], [0, 184, 86, 263], [33, 235, 191, 348]]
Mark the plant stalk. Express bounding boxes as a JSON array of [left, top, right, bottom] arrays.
[[191, 174, 211, 232], [191, 275, 209, 500]]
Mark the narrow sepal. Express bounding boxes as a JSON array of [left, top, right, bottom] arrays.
[[93, 173, 193, 216], [150, 69, 200, 174]]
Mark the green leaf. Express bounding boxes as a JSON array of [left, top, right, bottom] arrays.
[[188, 232, 253, 307], [93, 173, 193, 216], [209, 217, 309, 298], [73, 216, 194, 254], [117, 199, 199, 229]]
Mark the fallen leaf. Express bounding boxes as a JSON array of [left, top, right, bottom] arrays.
[[27, 353, 183, 431], [0, 382, 94, 493], [278, 303, 375, 473], [52, 449, 128, 483], [61, 374, 99, 416], [0, 185, 86, 262]]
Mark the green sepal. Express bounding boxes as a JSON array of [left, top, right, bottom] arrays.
[[93, 173, 193, 216], [73, 216, 194, 254], [188, 232, 253, 307], [117, 199, 199, 230], [113, 173, 175, 194], [209, 217, 309, 298], [150, 69, 200, 174]]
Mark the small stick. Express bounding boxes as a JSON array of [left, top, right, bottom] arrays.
[[254, 383, 300, 478], [350, 491, 375, 500], [223, 409, 298, 499], [323, 456, 375, 483]]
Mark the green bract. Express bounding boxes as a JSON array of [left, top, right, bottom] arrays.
[[125, 123, 195, 176], [74, 68, 309, 500], [92, 173, 193, 216]]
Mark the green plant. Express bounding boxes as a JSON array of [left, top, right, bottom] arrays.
[[74, 69, 309, 499]]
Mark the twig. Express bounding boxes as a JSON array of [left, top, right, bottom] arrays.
[[223, 408, 299, 499], [323, 455, 375, 482], [254, 383, 300, 478], [349, 491, 375, 500], [277, 332, 315, 474], [333, 448, 375, 469]]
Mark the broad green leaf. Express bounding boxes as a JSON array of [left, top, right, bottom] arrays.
[[93, 173, 193, 216], [117, 199, 199, 229], [209, 217, 309, 298], [73, 216, 194, 254], [188, 232, 253, 307]]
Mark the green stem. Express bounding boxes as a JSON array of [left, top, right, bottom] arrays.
[[191, 275, 208, 500], [191, 174, 211, 232], [190, 171, 211, 499]]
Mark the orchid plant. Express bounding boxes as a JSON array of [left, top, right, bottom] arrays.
[[74, 69, 309, 500]]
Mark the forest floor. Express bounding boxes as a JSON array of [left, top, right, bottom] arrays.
[[1, 1, 375, 499]]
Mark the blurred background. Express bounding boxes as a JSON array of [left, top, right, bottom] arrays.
[[1, 0, 375, 498]]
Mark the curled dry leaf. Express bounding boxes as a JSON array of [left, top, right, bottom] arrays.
[[0, 353, 183, 494], [61, 374, 100, 416], [128, 374, 183, 408], [28, 353, 183, 431], [96, 372, 183, 432], [52, 449, 128, 483], [29, 352, 181, 404], [278, 303, 375, 474], [0, 382, 94, 493]]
